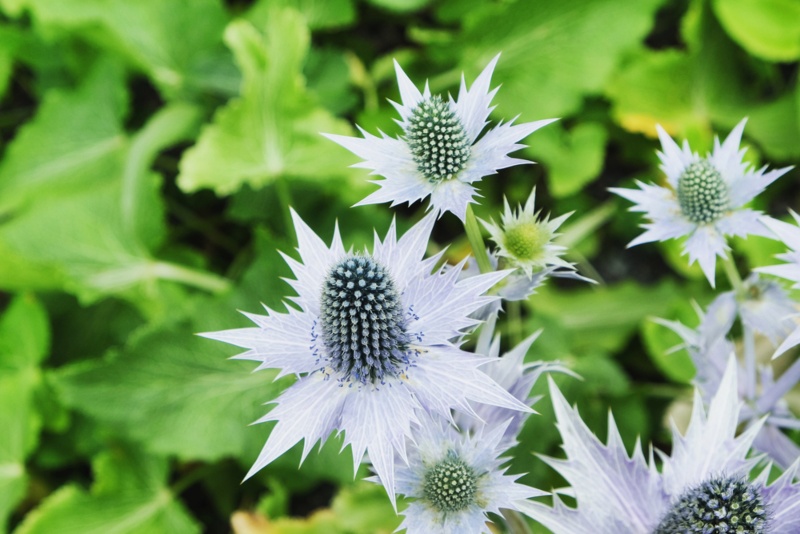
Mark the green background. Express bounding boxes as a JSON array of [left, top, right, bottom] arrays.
[[0, 0, 798, 532]]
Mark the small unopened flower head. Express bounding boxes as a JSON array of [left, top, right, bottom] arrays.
[[324, 55, 557, 221], [423, 451, 479, 512], [654, 475, 767, 534], [482, 188, 572, 277], [610, 119, 792, 287], [393, 418, 543, 534]]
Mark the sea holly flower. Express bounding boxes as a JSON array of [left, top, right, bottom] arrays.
[[481, 188, 575, 277], [610, 119, 791, 286], [518, 357, 800, 533], [454, 315, 576, 449], [657, 274, 800, 467], [201, 210, 531, 504], [757, 213, 800, 358], [392, 417, 543, 534], [324, 55, 556, 221]]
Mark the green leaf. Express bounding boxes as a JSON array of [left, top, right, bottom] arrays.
[[0, 295, 50, 531], [449, 0, 665, 120], [14, 448, 200, 534], [605, 49, 702, 138], [527, 122, 608, 198], [641, 316, 696, 383], [53, 331, 291, 462], [24, 0, 232, 98], [177, 11, 355, 195], [246, 0, 356, 30], [0, 58, 127, 215], [713, 0, 800, 61]]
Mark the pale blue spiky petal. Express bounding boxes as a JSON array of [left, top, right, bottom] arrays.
[[324, 56, 555, 221]]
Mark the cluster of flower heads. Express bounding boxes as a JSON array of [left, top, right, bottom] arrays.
[[204, 55, 800, 533]]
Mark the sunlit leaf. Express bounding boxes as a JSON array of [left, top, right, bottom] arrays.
[[712, 0, 800, 62], [177, 10, 355, 195]]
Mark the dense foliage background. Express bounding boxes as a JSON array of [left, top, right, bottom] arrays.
[[0, 0, 798, 532]]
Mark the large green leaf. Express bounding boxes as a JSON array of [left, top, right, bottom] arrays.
[[22, 0, 233, 98], [0, 59, 127, 215], [448, 0, 665, 121], [0, 295, 49, 532], [53, 331, 291, 462], [713, 0, 800, 62], [14, 447, 199, 534], [246, 0, 356, 30], [177, 10, 355, 195]]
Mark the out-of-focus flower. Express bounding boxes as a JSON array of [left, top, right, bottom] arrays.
[[201, 211, 530, 504], [757, 213, 800, 358], [611, 119, 791, 286], [519, 357, 800, 533], [324, 55, 556, 221], [657, 274, 800, 467], [393, 417, 542, 534]]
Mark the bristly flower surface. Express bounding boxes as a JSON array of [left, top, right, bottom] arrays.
[[200, 210, 531, 504], [481, 188, 574, 277], [324, 55, 556, 221], [393, 417, 543, 534], [518, 358, 800, 534], [610, 119, 791, 287]]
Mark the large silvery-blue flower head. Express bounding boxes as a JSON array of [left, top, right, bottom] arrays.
[[610, 119, 791, 287], [392, 417, 543, 533], [324, 55, 556, 221], [518, 357, 800, 533], [201, 210, 531, 504]]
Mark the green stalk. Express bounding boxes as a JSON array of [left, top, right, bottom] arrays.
[[276, 175, 295, 242], [153, 262, 232, 294], [721, 254, 744, 296], [464, 204, 493, 274], [502, 509, 533, 534]]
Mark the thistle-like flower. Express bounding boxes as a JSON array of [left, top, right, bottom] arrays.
[[481, 188, 574, 277], [657, 274, 800, 468], [518, 357, 800, 533], [324, 55, 556, 221], [201, 211, 530, 503], [393, 417, 543, 534], [757, 212, 800, 358], [454, 315, 575, 449], [610, 119, 791, 286]]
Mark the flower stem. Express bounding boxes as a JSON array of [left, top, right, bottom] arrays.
[[743, 324, 757, 400], [153, 262, 232, 294], [508, 300, 523, 346], [757, 355, 800, 413], [276, 175, 295, 242], [464, 204, 493, 274], [721, 254, 744, 296], [502, 509, 532, 534]]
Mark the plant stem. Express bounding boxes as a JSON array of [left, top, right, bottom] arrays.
[[757, 355, 800, 413], [153, 262, 232, 294], [743, 324, 757, 400], [721, 254, 744, 296], [502, 509, 532, 534], [508, 300, 523, 346], [464, 204, 493, 274], [276, 176, 295, 242], [171, 464, 214, 496]]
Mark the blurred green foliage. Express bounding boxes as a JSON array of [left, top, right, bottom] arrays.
[[0, 0, 797, 532]]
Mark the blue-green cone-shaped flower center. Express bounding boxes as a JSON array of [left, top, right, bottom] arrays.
[[654, 475, 767, 534], [423, 454, 478, 513], [320, 255, 409, 384], [677, 160, 730, 224], [406, 95, 471, 184]]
